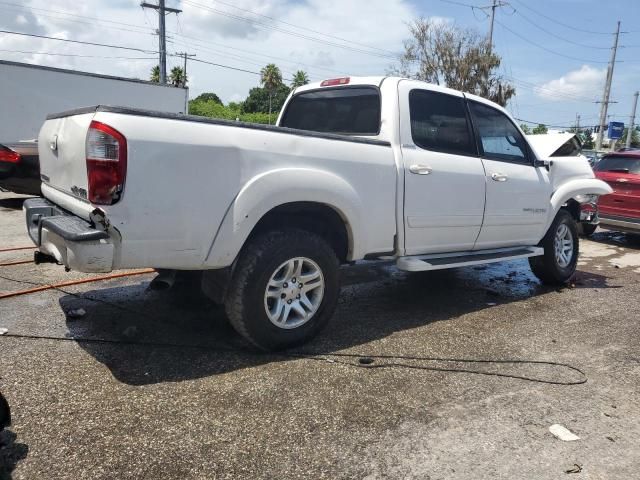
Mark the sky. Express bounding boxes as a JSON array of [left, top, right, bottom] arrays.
[[1, 0, 639, 129]]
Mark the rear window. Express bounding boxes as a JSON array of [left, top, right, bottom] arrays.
[[280, 87, 381, 135], [594, 155, 640, 174]]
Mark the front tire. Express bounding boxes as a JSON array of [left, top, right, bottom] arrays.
[[529, 210, 579, 285], [224, 229, 340, 351]]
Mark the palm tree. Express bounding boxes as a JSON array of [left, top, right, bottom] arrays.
[[150, 65, 160, 83], [260, 63, 283, 124], [291, 70, 309, 89], [169, 66, 187, 87]]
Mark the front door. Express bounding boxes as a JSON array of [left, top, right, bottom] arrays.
[[399, 82, 487, 255], [466, 99, 552, 249]]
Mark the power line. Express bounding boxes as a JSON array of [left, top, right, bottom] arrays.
[[0, 29, 159, 54], [0, 48, 157, 60], [496, 20, 610, 64], [504, 75, 598, 103], [513, 9, 610, 50], [510, 0, 612, 35], [210, 0, 400, 58], [181, 0, 399, 61], [0, 1, 155, 36]]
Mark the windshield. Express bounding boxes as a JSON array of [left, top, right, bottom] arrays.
[[280, 87, 381, 135], [594, 155, 640, 174]]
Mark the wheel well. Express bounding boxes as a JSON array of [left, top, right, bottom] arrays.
[[248, 202, 351, 263], [562, 198, 581, 222]]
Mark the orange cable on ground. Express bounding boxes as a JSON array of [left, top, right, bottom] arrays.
[[0, 260, 33, 267], [0, 269, 155, 300], [0, 246, 36, 253]]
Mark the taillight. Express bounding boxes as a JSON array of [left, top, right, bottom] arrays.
[[0, 146, 21, 164], [320, 77, 350, 87], [86, 120, 127, 205]]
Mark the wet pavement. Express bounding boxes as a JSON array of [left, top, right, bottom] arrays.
[[1, 191, 639, 479]]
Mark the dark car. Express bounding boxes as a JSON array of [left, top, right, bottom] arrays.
[[0, 141, 40, 195], [593, 152, 640, 234]]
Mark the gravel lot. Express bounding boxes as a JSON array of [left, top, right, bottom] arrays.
[[1, 190, 639, 480]]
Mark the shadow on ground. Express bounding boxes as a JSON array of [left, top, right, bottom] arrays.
[[58, 260, 615, 386], [0, 430, 29, 480], [0, 198, 29, 211], [589, 229, 640, 250]]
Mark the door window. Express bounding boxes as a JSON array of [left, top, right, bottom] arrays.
[[409, 90, 477, 156], [469, 101, 530, 164]]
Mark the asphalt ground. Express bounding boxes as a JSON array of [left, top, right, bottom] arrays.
[[0, 190, 639, 479]]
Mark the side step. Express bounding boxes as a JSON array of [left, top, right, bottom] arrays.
[[396, 246, 543, 272]]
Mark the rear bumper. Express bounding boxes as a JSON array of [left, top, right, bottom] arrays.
[[24, 197, 115, 272], [599, 214, 640, 234]]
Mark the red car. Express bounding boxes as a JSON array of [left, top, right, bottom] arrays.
[[593, 151, 640, 234]]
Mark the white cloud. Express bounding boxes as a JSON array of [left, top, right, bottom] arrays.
[[2, 0, 417, 102], [535, 65, 605, 101]]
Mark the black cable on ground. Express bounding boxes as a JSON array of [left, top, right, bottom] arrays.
[[0, 273, 587, 385]]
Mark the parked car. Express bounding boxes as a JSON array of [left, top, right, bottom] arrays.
[[593, 151, 640, 234], [0, 142, 40, 195], [25, 76, 611, 350], [0, 60, 188, 196]]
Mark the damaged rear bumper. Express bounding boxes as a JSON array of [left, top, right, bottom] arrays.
[[24, 197, 115, 273]]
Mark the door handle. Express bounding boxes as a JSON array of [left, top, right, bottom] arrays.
[[409, 164, 432, 175], [491, 172, 508, 182]]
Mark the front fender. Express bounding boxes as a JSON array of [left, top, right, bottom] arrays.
[[203, 168, 363, 267], [546, 178, 613, 230]]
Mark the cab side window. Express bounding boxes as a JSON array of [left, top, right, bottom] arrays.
[[468, 101, 530, 164], [409, 90, 477, 156]]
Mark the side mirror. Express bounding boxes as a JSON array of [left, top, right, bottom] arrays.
[[534, 158, 553, 170]]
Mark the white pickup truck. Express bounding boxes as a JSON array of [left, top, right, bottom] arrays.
[[25, 76, 611, 350]]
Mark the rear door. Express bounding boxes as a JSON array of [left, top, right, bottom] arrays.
[[595, 155, 640, 218], [467, 99, 551, 249], [398, 81, 486, 255]]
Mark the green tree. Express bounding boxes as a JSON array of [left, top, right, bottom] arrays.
[[242, 84, 291, 116], [620, 127, 640, 148], [260, 63, 284, 123], [580, 129, 594, 149], [150, 65, 160, 83], [169, 66, 187, 87], [193, 92, 223, 105], [532, 124, 548, 135], [393, 18, 515, 106], [291, 70, 310, 88], [520, 123, 531, 134]]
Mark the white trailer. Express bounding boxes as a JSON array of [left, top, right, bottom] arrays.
[[0, 60, 188, 143]]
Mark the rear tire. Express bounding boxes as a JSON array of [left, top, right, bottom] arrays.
[[224, 229, 340, 351], [529, 210, 579, 285]]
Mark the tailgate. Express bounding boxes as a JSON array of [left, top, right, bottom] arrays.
[[37, 111, 95, 203]]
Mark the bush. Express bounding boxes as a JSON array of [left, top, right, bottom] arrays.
[[188, 99, 272, 124]]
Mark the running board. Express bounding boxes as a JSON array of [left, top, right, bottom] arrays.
[[396, 247, 544, 272]]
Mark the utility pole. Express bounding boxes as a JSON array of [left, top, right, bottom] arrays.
[[595, 21, 621, 151], [484, 0, 508, 54], [141, 0, 181, 84], [175, 51, 195, 113], [626, 91, 639, 149]]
